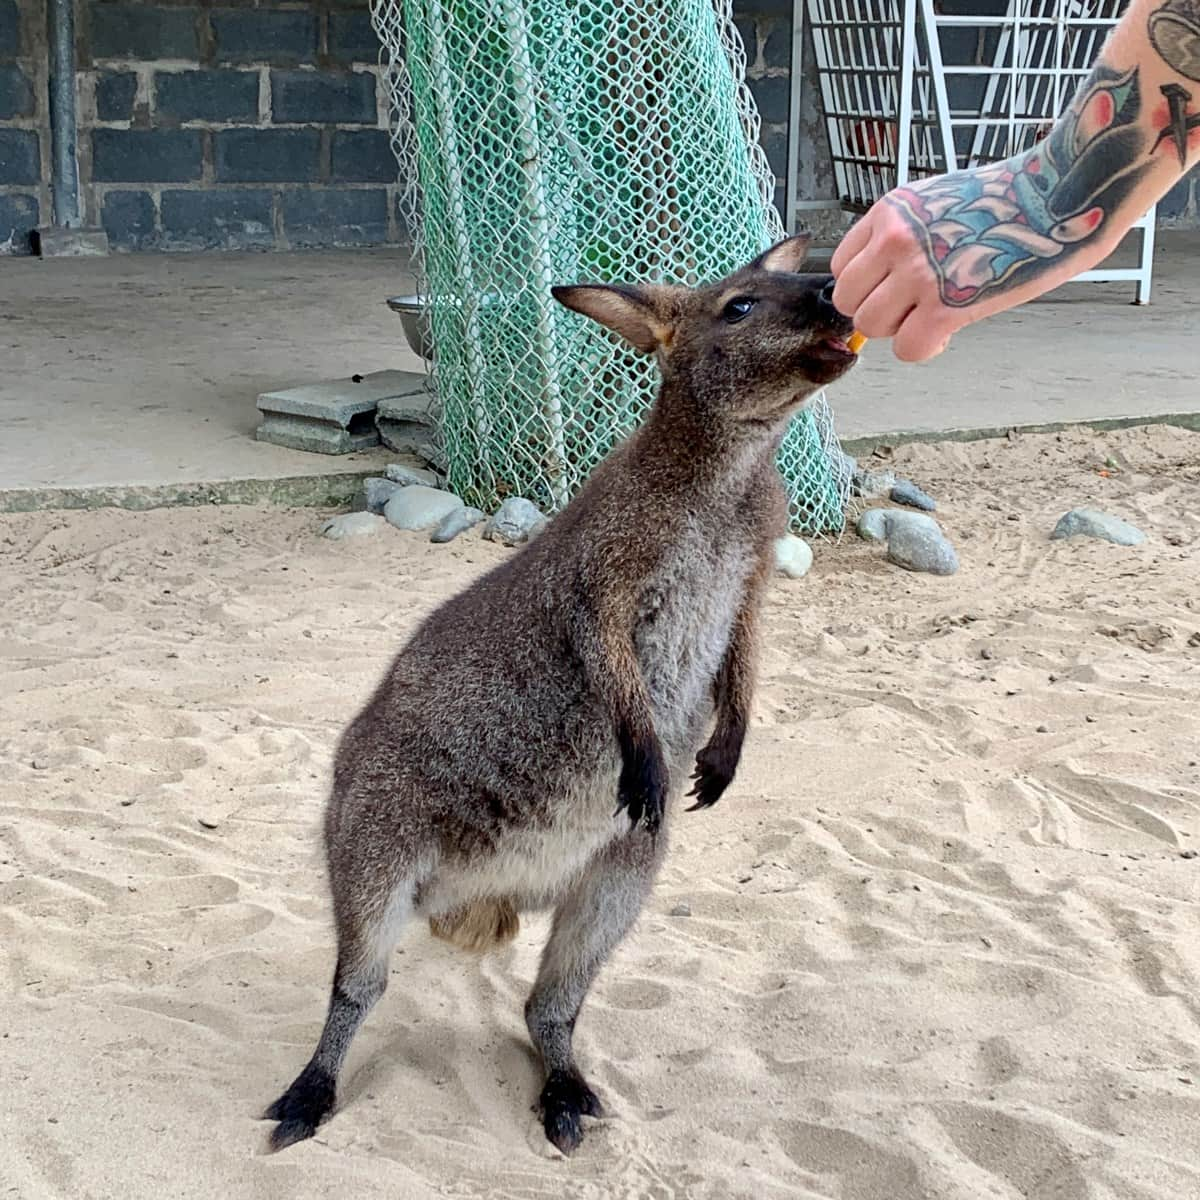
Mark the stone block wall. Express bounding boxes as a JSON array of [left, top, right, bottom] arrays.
[[0, 0, 48, 252], [0, 0, 403, 253], [84, 0, 401, 251]]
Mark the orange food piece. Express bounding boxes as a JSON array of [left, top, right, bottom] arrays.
[[847, 331, 868, 354]]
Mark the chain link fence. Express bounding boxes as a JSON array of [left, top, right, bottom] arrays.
[[371, 0, 851, 533]]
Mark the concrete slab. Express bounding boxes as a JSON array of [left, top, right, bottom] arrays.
[[254, 415, 380, 455], [34, 227, 111, 257], [257, 369, 420, 422]]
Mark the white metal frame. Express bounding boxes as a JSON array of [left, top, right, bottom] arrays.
[[786, 0, 1155, 302]]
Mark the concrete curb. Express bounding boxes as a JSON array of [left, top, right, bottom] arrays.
[[0, 471, 374, 514], [840, 411, 1200, 457], [3, 414, 1197, 515]]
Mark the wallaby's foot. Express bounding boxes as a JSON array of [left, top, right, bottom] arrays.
[[685, 736, 740, 811], [264, 1062, 337, 1151], [538, 1069, 603, 1154], [615, 736, 668, 833]]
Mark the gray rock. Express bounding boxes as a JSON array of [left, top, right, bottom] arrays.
[[669, 903, 692, 918], [385, 463, 441, 488], [363, 476, 403, 514], [321, 512, 386, 540], [773, 534, 813, 578], [1051, 507, 1145, 546], [383, 485, 465, 532], [890, 479, 937, 511], [856, 508, 890, 542], [484, 497, 548, 546], [828, 445, 857, 493], [886, 519, 959, 575], [858, 508, 941, 543], [852, 467, 896, 499], [430, 506, 486, 544]]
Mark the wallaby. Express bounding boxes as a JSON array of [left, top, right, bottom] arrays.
[[264, 234, 859, 1156]]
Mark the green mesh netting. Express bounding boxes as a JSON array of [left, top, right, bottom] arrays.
[[371, 0, 850, 533]]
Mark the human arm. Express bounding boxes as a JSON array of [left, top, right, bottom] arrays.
[[830, 0, 1200, 361]]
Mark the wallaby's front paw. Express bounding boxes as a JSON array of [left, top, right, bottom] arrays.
[[539, 1069, 604, 1155], [685, 739, 738, 811], [616, 742, 668, 833]]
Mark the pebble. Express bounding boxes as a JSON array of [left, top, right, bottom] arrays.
[[669, 903, 692, 918], [852, 467, 896, 499], [198, 816, 220, 830], [856, 508, 890, 542], [484, 497, 547, 546], [1051, 507, 1145, 546], [430, 506, 486, 544], [773, 534, 813, 578], [829, 446, 857, 491], [321, 512, 386, 540], [363, 476, 402, 514], [385, 463, 441, 488], [384, 486, 464, 531], [885, 514, 959, 576], [857, 507, 940, 543], [890, 479, 937, 511]]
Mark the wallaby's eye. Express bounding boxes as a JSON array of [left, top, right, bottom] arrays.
[[722, 296, 756, 324]]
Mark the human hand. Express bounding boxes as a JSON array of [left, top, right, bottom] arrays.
[[830, 181, 967, 363]]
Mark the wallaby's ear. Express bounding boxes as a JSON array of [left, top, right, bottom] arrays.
[[752, 233, 813, 275], [551, 284, 671, 355]]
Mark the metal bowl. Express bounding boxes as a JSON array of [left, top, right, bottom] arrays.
[[385, 294, 433, 361]]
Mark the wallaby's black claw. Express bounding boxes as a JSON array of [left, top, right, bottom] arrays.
[[685, 745, 736, 811], [539, 1070, 603, 1155], [616, 739, 668, 834], [263, 1065, 336, 1152]]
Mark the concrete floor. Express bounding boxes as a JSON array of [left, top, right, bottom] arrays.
[[0, 249, 422, 505], [1, 233, 1196, 505], [840, 229, 1200, 448]]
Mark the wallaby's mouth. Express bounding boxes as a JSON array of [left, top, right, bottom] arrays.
[[798, 331, 859, 384]]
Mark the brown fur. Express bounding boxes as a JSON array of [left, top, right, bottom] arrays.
[[263, 235, 859, 1156], [429, 898, 520, 952]]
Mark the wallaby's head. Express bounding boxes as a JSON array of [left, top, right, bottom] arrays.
[[552, 235, 857, 427]]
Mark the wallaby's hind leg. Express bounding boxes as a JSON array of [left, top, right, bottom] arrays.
[[525, 830, 663, 1154], [265, 876, 413, 1150]]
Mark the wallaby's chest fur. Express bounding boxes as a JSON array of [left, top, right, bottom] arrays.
[[633, 513, 756, 746]]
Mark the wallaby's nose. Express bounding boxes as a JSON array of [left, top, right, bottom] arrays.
[[816, 275, 845, 320]]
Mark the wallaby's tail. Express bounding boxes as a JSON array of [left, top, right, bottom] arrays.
[[429, 898, 520, 953]]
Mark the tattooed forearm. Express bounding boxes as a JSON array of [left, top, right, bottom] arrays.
[[885, 64, 1150, 307], [1148, 0, 1200, 80]]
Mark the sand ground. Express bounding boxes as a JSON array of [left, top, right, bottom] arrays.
[[2, 425, 1199, 1200]]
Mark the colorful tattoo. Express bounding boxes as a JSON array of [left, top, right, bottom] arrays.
[[885, 65, 1149, 307], [1149, 0, 1200, 81], [1154, 81, 1200, 165]]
